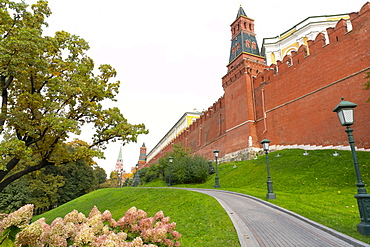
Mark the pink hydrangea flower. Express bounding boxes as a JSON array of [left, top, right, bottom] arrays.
[[116, 231, 128, 241], [171, 231, 182, 240], [14, 220, 43, 246], [47, 234, 68, 247], [102, 210, 112, 221], [139, 217, 154, 230], [161, 217, 170, 224], [131, 236, 143, 246], [89, 205, 102, 218], [124, 207, 138, 226], [74, 226, 95, 246], [2, 204, 34, 230], [50, 217, 66, 237], [108, 218, 118, 227], [154, 211, 164, 220], [137, 209, 147, 220], [64, 210, 87, 225], [150, 225, 168, 244], [164, 239, 174, 246], [117, 216, 126, 228], [167, 222, 176, 232], [64, 221, 76, 239]]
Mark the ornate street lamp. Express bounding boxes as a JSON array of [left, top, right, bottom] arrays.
[[261, 138, 276, 199], [213, 150, 220, 188], [333, 98, 370, 235], [133, 164, 139, 187], [168, 157, 173, 186]]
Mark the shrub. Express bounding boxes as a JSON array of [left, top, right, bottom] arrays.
[[141, 145, 211, 186], [165, 155, 210, 185], [0, 204, 181, 246], [141, 166, 160, 183]]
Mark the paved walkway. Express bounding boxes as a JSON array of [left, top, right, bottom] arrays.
[[181, 188, 370, 247]]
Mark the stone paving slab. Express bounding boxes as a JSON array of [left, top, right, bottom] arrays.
[[182, 188, 370, 247]]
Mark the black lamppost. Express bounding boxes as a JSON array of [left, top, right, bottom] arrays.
[[168, 157, 173, 186], [133, 164, 139, 187], [261, 138, 276, 199], [213, 150, 220, 188], [333, 98, 370, 235]]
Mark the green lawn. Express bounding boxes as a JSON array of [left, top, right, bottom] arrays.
[[35, 148, 370, 245], [33, 188, 239, 246]]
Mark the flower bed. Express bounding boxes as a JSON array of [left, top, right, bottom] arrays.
[[0, 204, 181, 246]]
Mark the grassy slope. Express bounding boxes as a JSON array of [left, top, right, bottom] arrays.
[[35, 149, 370, 245], [33, 188, 239, 247]]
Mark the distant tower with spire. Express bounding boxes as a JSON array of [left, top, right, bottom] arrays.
[[115, 146, 124, 172], [138, 143, 147, 169]]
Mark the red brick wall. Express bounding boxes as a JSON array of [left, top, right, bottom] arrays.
[[146, 3, 370, 166], [185, 97, 227, 160], [254, 3, 370, 149]]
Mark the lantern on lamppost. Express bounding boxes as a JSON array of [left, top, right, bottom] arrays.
[[333, 98, 370, 235], [213, 150, 220, 188], [261, 138, 276, 199]]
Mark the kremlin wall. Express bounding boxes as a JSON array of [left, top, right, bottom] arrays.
[[143, 2, 370, 167]]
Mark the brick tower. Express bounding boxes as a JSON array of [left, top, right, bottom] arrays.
[[138, 143, 147, 169], [222, 5, 267, 156]]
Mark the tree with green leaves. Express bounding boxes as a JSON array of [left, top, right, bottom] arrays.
[[0, 0, 148, 192], [50, 161, 96, 206], [0, 177, 30, 213], [109, 171, 119, 187], [27, 170, 65, 213], [0, 143, 108, 213], [93, 166, 107, 188]]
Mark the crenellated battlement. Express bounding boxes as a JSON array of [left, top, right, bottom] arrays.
[[223, 57, 267, 90], [189, 96, 224, 130], [255, 2, 370, 86]]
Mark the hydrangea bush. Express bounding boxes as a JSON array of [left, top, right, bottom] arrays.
[[0, 204, 181, 247]]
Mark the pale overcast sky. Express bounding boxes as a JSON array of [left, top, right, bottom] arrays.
[[31, 0, 367, 175]]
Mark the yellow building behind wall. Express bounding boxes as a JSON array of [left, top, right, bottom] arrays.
[[146, 111, 201, 163]]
